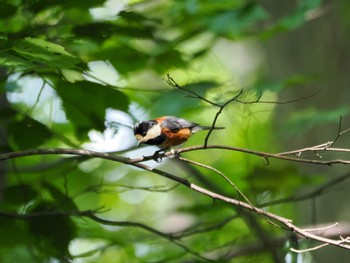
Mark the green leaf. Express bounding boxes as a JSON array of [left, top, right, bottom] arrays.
[[74, 22, 154, 41], [43, 182, 78, 211], [96, 46, 148, 74], [13, 37, 81, 69], [54, 80, 129, 138], [152, 49, 186, 73], [0, 51, 35, 70], [0, 2, 17, 18], [2, 185, 37, 209], [8, 114, 52, 150]]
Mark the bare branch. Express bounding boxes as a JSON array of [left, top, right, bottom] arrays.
[[204, 89, 244, 147], [174, 145, 350, 166], [290, 243, 329, 253], [165, 75, 322, 148], [165, 74, 220, 107], [1, 148, 350, 251]]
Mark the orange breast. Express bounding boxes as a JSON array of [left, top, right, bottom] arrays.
[[160, 128, 191, 148]]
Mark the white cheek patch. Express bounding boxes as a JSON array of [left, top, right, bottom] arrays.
[[142, 124, 161, 142]]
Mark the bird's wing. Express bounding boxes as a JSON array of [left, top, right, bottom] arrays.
[[158, 116, 198, 132]]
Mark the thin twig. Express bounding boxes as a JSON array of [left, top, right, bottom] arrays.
[[178, 156, 280, 228]]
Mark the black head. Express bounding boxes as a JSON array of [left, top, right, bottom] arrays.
[[133, 121, 157, 136]]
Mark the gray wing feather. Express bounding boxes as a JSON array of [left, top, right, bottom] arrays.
[[160, 116, 224, 133], [160, 116, 198, 131]]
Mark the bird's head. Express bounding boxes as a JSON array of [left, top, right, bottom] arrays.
[[133, 120, 161, 146]]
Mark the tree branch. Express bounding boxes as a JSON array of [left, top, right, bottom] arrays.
[[1, 147, 350, 251]]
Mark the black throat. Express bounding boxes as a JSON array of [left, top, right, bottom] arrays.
[[143, 133, 166, 145]]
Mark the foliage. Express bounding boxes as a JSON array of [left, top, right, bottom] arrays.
[[1, 0, 349, 262]]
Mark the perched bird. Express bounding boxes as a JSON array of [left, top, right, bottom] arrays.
[[134, 116, 224, 149]]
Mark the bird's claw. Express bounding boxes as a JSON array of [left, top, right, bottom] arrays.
[[152, 149, 180, 162], [152, 150, 163, 163]]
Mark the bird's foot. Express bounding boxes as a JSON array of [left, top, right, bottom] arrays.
[[152, 149, 164, 163]]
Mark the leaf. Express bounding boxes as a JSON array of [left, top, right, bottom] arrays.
[[54, 80, 129, 138], [2, 185, 37, 209], [152, 49, 187, 73], [74, 22, 154, 41], [96, 46, 148, 74], [43, 182, 78, 211], [8, 114, 52, 150], [13, 37, 81, 69], [0, 51, 35, 70], [0, 2, 17, 18]]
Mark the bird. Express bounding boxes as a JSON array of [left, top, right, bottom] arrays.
[[134, 116, 224, 149]]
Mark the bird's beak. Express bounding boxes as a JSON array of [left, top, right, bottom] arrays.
[[135, 134, 143, 147]]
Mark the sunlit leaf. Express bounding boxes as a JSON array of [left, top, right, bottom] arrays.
[[0, 52, 35, 70], [13, 37, 81, 69]]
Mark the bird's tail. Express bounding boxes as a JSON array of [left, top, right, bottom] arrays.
[[192, 125, 225, 133]]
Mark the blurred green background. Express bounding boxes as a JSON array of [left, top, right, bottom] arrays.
[[1, 0, 350, 262]]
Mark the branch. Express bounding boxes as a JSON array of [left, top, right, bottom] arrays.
[[165, 74, 220, 107], [177, 144, 350, 165], [165, 75, 321, 147], [222, 222, 350, 259], [1, 148, 350, 251]]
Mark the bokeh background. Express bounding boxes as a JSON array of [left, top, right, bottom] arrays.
[[1, 0, 350, 262]]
